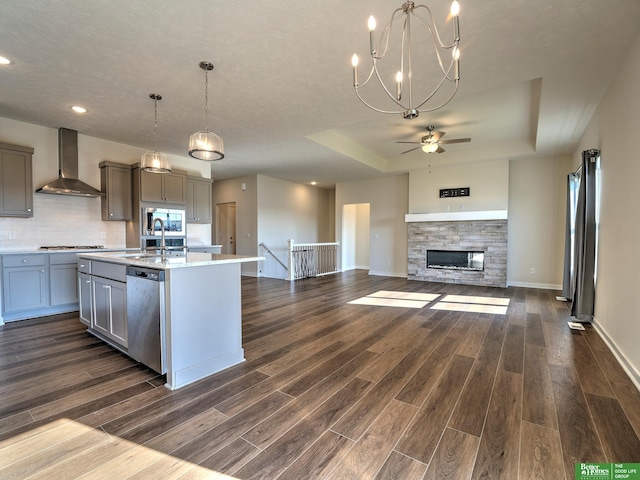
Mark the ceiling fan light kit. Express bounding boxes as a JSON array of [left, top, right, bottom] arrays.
[[397, 125, 470, 154], [189, 61, 225, 161], [351, 1, 461, 119]]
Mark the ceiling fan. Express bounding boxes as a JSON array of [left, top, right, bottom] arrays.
[[396, 126, 471, 154]]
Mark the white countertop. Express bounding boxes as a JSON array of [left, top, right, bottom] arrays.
[[0, 247, 134, 255], [77, 251, 264, 269]]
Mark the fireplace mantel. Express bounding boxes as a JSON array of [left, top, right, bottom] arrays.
[[405, 210, 508, 223]]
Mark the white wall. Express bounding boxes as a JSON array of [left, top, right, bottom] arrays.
[[508, 156, 571, 288], [408, 158, 509, 213], [211, 174, 334, 279], [341, 204, 356, 271], [336, 175, 409, 277], [211, 175, 258, 276], [573, 30, 640, 384], [341, 203, 370, 271], [255, 175, 333, 279], [355, 203, 370, 269]]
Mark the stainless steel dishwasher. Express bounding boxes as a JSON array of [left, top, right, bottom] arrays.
[[126, 266, 166, 374]]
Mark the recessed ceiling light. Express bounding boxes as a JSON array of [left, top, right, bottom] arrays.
[[0, 56, 11, 65], [311, 181, 317, 186], [71, 105, 87, 113]]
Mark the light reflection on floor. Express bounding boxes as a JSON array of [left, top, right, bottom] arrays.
[[432, 294, 510, 315], [0, 418, 239, 479], [348, 291, 440, 308], [348, 291, 510, 314]]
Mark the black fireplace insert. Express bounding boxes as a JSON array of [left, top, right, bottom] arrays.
[[426, 250, 484, 271]]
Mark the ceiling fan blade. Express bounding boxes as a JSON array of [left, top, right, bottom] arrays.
[[431, 131, 446, 142], [439, 138, 471, 145], [395, 141, 422, 144], [400, 146, 423, 154], [436, 146, 446, 153]]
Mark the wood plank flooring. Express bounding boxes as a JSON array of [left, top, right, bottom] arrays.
[[1, 270, 639, 479]]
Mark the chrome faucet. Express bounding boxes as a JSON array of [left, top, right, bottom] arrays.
[[152, 217, 166, 255]]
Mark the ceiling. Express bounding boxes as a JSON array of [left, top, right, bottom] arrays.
[[1, 1, 639, 189]]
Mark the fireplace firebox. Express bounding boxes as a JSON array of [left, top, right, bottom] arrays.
[[426, 250, 484, 271]]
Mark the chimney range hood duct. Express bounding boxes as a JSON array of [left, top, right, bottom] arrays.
[[36, 128, 104, 197]]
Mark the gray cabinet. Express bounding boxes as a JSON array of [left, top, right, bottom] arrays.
[[0, 142, 33, 217], [50, 252, 79, 306], [50, 264, 78, 305], [139, 169, 186, 205], [186, 177, 212, 223], [100, 161, 132, 221], [2, 255, 47, 313], [1, 253, 82, 321], [78, 271, 92, 326], [90, 261, 127, 348]]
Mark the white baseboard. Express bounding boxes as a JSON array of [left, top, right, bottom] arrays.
[[507, 281, 562, 290], [592, 316, 640, 392]]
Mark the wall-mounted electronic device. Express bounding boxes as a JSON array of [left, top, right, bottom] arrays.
[[439, 187, 470, 198]]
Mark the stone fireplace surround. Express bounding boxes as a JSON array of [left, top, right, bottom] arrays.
[[406, 211, 508, 288]]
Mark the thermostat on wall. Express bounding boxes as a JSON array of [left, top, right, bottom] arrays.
[[439, 187, 470, 198]]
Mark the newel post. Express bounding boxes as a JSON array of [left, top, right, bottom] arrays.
[[287, 239, 294, 281]]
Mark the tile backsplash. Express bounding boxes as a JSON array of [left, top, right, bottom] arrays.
[[0, 195, 124, 250], [0, 195, 212, 251]]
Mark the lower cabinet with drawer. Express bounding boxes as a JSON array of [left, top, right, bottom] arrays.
[[1, 252, 83, 323], [2, 254, 48, 313]]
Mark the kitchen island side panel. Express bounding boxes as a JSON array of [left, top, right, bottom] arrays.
[[164, 262, 245, 390]]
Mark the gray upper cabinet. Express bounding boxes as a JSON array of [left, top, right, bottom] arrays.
[[139, 168, 186, 205], [186, 177, 212, 223], [0, 142, 34, 218], [100, 161, 132, 221]]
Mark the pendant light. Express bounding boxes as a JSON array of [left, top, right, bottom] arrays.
[[141, 93, 171, 173], [189, 61, 224, 161]]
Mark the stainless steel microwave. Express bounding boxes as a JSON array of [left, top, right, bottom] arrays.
[[143, 207, 186, 237]]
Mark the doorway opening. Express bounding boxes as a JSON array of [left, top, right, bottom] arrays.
[[216, 202, 237, 254], [341, 203, 370, 272]]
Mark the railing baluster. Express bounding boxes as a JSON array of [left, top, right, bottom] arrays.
[[287, 240, 339, 280]]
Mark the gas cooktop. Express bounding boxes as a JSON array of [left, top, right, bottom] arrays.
[[39, 245, 105, 250]]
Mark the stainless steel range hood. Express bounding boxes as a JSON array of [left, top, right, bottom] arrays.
[[36, 128, 104, 197]]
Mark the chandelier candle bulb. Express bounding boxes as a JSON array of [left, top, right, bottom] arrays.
[[352, 54, 359, 86], [396, 71, 403, 100], [368, 16, 377, 54]]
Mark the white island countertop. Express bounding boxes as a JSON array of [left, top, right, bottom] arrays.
[[77, 251, 264, 269]]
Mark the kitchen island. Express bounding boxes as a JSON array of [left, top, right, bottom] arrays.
[[77, 251, 263, 390]]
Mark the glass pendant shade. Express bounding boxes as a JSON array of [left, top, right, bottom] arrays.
[[141, 150, 171, 173], [141, 93, 171, 173], [188, 130, 224, 161], [189, 61, 224, 162]]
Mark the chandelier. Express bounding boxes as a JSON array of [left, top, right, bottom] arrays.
[[351, 1, 461, 119], [141, 94, 171, 173], [189, 61, 224, 161]]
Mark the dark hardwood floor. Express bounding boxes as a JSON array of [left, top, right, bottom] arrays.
[[1, 270, 639, 479]]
